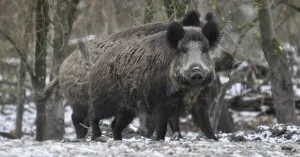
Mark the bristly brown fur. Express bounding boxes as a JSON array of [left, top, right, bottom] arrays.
[[58, 10, 204, 139], [88, 18, 221, 141]]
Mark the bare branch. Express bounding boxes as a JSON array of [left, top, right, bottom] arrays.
[[210, 70, 246, 132], [0, 28, 35, 81], [79, 123, 90, 129], [237, 0, 284, 45], [36, 77, 59, 104], [287, 3, 300, 12]]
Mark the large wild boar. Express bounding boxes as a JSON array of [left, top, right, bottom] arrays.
[[58, 10, 202, 139], [88, 14, 221, 141], [140, 49, 243, 138], [138, 13, 243, 139]]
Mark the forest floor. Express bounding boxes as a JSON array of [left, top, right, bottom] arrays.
[[1, 103, 300, 157]]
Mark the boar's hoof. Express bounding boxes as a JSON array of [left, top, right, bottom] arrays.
[[170, 132, 183, 141], [93, 136, 108, 142]]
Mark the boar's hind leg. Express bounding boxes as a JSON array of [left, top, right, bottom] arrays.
[[90, 115, 102, 140], [153, 106, 169, 141], [168, 116, 182, 138], [111, 110, 135, 140], [71, 111, 88, 139], [90, 98, 119, 140]]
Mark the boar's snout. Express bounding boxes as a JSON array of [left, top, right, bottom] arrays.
[[188, 66, 214, 85], [189, 67, 203, 84]]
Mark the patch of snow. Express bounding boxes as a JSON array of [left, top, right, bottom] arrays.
[[131, 118, 140, 128], [0, 104, 75, 139], [260, 85, 271, 94], [1, 58, 20, 64], [227, 83, 243, 96], [128, 124, 138, 132], [220, 124, 300, 143], [219, 76, 229, 84], [293, 85, 300, 97], [69, 34, 96, 45], [25, 89, 31, 97]]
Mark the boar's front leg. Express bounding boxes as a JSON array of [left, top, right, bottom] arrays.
[[152, 106, 169, 141], [191, 97, 218, 141]]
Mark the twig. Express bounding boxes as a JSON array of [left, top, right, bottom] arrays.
[[36, 77, 59, 104], [237, 0, 284, 45], [79, 123, 90, 129], [0, 28, 35, 81], [210, 70, 246, 132], [287, 2, 300, 12]]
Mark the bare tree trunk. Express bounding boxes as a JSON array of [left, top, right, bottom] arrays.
[[257, 0, 298, 124], [15, 0, 33, 139], [15, 58, 26, 138], [34, 0, 50, 141], [45, 0, 79, 140]]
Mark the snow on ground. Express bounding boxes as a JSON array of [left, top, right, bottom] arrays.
[[1, 104, 300, 157], [0, 103, 37, 135], [1, 137, 299, 157]]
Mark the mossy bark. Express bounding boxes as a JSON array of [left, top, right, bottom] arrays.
[[257, 0, 298, 124]]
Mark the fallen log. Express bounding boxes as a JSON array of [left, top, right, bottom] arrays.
[[0, 132, 16, 139], [227, 95, 300, 112]]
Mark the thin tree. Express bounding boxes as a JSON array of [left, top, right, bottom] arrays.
[[15, 0, 33, 139], [45, 0, 80, 140], [256, 0, 298, 124], [0, 0, 57, 141], [34, 0, 50, 141]]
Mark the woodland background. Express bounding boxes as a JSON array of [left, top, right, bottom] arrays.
[[0, 0, 300, 141]]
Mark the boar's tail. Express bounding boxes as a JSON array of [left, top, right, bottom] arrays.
[[78, 40, 92, 67]]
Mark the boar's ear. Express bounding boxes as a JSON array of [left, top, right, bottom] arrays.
[[202, 13, 220, 48], [167, 22, 184, 48], [181, 10, 202, 27], [78, 41, 91, 66], [205, 12, 216, 22]]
